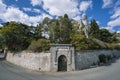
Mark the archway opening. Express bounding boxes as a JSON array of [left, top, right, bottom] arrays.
[[58, 55, 67, 71]]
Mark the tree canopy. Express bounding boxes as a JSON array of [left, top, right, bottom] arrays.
[[0, 14, 119, 52], [0, 22, 34, 51]]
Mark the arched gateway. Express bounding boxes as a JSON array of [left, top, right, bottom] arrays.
[[58, 55, 67, 71], [50, 44, 75, 72]]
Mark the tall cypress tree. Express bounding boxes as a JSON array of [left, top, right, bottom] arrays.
[[58, 14, 72, 43], [90, 19, 100, 39]]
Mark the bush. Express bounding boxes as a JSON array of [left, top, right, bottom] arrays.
[[99, 54, 107, 63], [105, 43, 120, 50], [0, 34, 6, 48], [70, 34, 89, 50], [28, 38, 50, 52], [87, 37, 102, 49], [106, 55, 112, 61]]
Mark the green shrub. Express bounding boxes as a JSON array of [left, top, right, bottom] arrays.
[[106, 55, 112, 61], [99, 54, 107, 63], [70, 34, 89, 50], [107, 43, 120, 50], [0, 34, 6, 48], [28, 38, 50, 52], [87, 37, 102, 49]]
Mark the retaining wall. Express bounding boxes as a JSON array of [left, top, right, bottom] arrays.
[[6, 51, 51, 71], [6, 50, 120, 71], [75, 50, 120, 70]]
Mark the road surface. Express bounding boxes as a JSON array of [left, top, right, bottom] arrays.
[[0, 58, 120, 80]]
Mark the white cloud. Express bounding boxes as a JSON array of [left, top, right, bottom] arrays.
[[23, 7, 41, 13], [28, 15, 43, 26], [115, 0, 120, 8], [96, 21, 100, 25], [102, 0, 113, 8], [2, 7, 49, 26], [33, 8, 41, 13], [108, 17, 120, 27], [42, 0, 79, 18], [107, 8, 120, 32], [30, 0, 42, 6], [23, 7, 32, 12], [29, 0, 93, 20], [0, 0, 52, 26], [0, 0, 6, 13], [105, 0, 120, 32], [42, 13, 52, 19], [0, 24, 2, 27], [110, 8, 120, 19], [2, 7, 28, 22], [79, 1, 92, 12], [73, 16, 81, 21], [0, 0, 93, 27], [2, 7, 33, 25], [100, 26, 115, 32]]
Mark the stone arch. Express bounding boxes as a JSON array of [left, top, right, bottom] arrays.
[[58, 55, 67, 71], [50, 44, 75, 72]]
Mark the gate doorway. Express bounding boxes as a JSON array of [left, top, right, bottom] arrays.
[[58, 55, 67, 71]]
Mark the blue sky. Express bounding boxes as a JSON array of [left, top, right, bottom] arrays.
[[0, 0, 120, 32]]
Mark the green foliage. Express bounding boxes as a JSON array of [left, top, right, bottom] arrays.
[[0, 14, 119, 52], [0, 33, 6, 48], [90, 20, 117, 43], [99, 54, 107, 63], [109, 43, 120, 50], [58, 14, 72, 43], [34, 24, 42, 40], [99, 29, 114, 43], [71, 34, 89, 50], [28, 39, 50, 52], [106, 55, 112, 61], [116, 38, 120, 43], [71, 34, 110, 50], [64, 14, 69, 19], [90, 19, 100, 39], [0, 21, 34, 51], [99, 54, 112, 64], [87, 37, 103, 49], [71, 34, 112, 50], [48, 19, 60, 43], [41, 14, 72, 44]]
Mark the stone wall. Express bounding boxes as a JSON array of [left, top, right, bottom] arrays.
[[75, 50, 120, 70], [6, 49, 120, 72], [6, 51, 51, 71]]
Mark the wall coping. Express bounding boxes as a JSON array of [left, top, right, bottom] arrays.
[[76, 49, 120, 52], [50, 44, 73, 47]]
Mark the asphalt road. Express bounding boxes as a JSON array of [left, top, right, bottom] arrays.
[[0, 58, 120, 80]]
